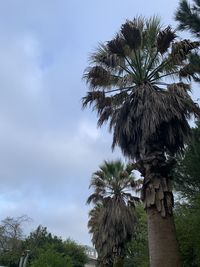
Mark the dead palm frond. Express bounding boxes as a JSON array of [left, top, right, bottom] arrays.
[[87, 161, 139, 264], [83, 16, 200, 160]]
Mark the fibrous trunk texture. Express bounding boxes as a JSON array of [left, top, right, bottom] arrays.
[[139, 152, 175, 217], [147, 208, 180, 267], [136, 151, 181, 267]]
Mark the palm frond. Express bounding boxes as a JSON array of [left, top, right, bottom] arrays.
[[143, 16, 161, 50], [157, 26, 176, 54], [87, 193, 104, 205], [82, 91, 105, 109], [88, 197, 137, 262], [170, 40, 200, 63], [107, 35, 127, 56], [83, 16, 200, 160], [121, 20, 142, 50], [87, 160, 138, 262], [83, 66, 113, 89], [89, 43, 124, 70], [179, 52, 200, 79]]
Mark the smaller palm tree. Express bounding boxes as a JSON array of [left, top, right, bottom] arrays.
[[87, 160, 139, 267]]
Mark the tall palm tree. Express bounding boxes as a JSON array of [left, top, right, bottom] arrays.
[[175, 0, 200, 82], [83, 17, 200, 266], [87, 160, 138, 267]]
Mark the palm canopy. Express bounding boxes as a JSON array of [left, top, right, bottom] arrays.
[[83, 17, 200, 160], [87, 160, 139, 205], [87, 160, 139, 265]]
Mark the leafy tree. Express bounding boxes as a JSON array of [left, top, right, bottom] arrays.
[[62, 239, 88, 267], [0, 215, 30, 252], [175, 0, 200, 82], [23, 226, 87, 267], [0, 251, 21, 267], [87, 160, 138, 267], [0, 215, 30, 267], [83, 16, 200, 266], [173, 120, 200, 197], [23, 225, 63, 263], [175, 0, 200, 37], [124, 204, 149, 267], [30, 246, 72, 267], [172, 121, 200, 266], [174, 196, 200, 267], [0, 222, 87, 267]]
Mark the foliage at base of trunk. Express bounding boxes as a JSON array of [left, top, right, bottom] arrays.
[[175, 196, 200, 267], [124, 204, 149, 267]]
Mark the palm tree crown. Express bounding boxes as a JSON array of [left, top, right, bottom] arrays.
[[83, 17, 200, 160], [87, 160, 138, 266], [87, 160, 138, 204]]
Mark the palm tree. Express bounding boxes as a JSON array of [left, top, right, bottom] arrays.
[[83, 17, 200, 266], [87, 160, 138, 267], [175, 0, 200, 82], [88, 205, 113, 267]]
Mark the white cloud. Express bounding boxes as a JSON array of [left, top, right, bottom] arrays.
[[79, 120, 100, 141]]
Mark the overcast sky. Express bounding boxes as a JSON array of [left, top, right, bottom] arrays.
[[0, 0, 197, 246]]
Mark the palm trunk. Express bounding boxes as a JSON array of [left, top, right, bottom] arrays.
[[147, 207, 180, 267], [137, 150, 181, 267]]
